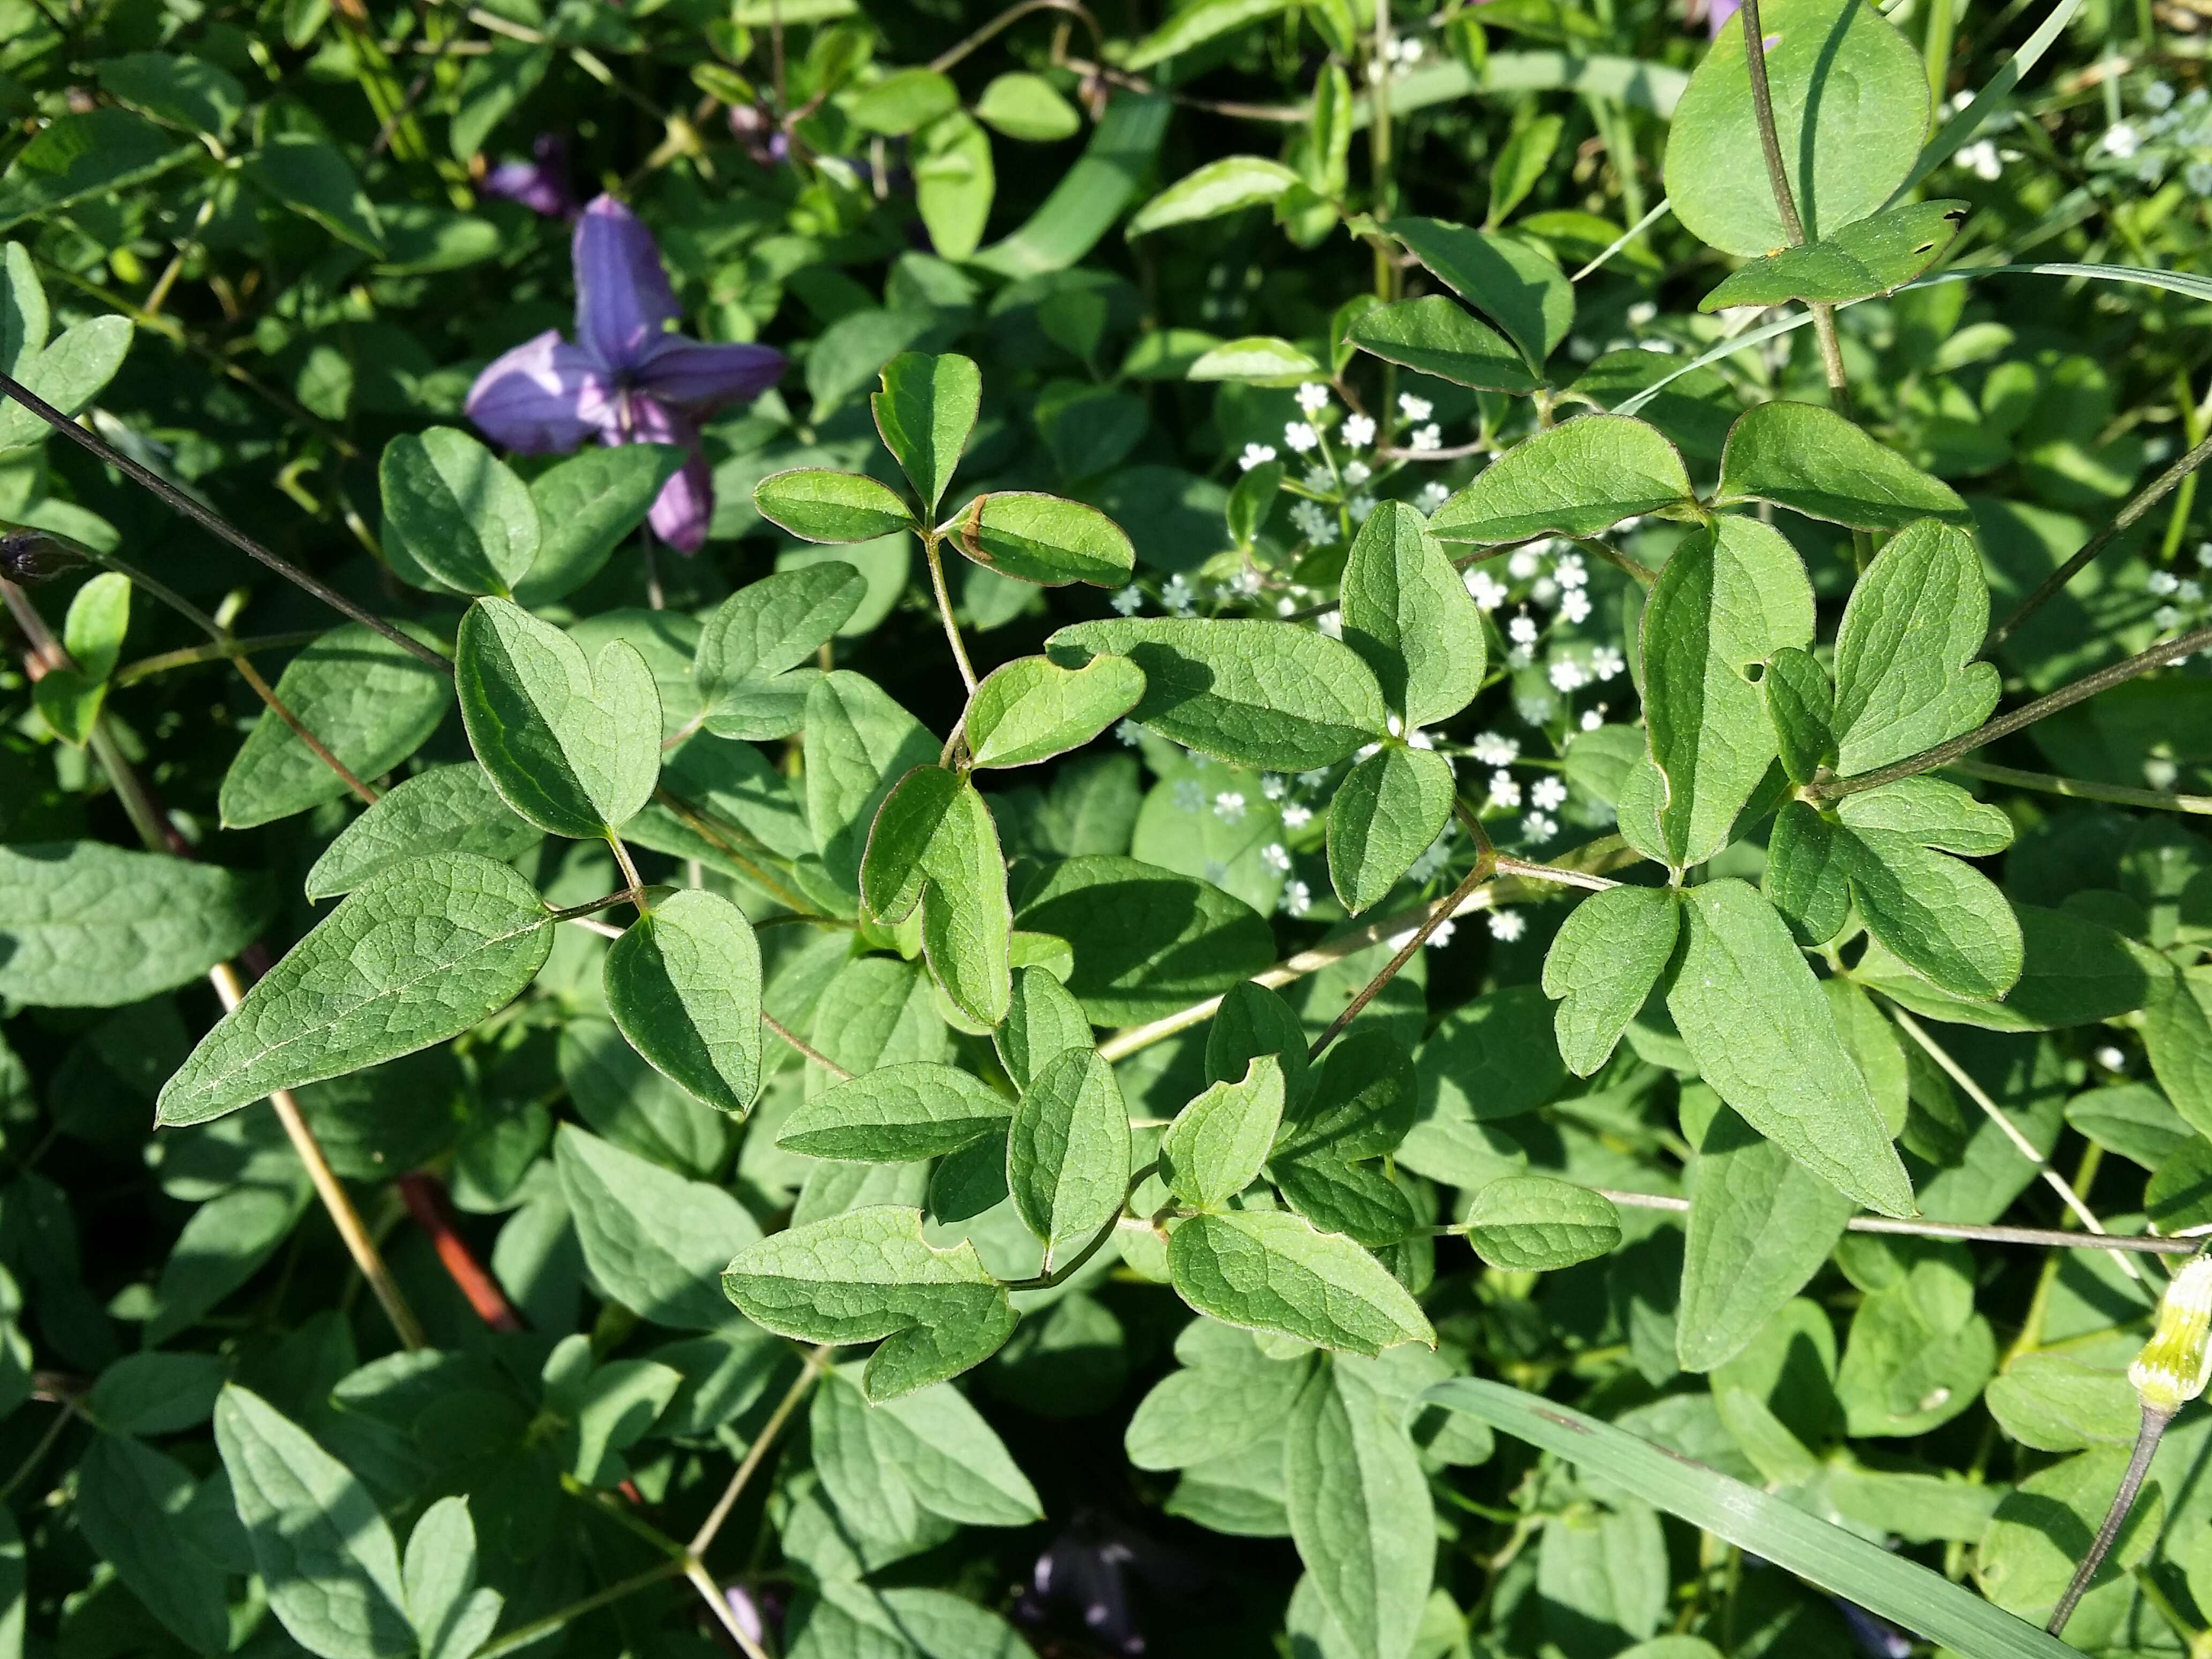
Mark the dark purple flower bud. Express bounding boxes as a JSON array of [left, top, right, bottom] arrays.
[[0, 530, 81, 583], [480, 133, 580, 221]]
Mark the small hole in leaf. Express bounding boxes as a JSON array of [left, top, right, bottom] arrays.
[[1744, 661, 1766, 684]]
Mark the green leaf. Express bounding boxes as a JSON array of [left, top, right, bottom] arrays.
[[1701, 201, 1969, 310], [1715, 403, 1967, 531], [1763, 800, 1853, 945], [1429, 416, 1694, 544], [1008, 1047, 1132, 1268], [1856, 903, 2157, 1032], [237, 135, 384, 252], [93, 52, 247, 137], [1424, 1378, 2084, 1659], [994, 965, 1092, 1092], [965, 654, 1147, 768], [2147, 966, 2212, 1139], [402, 1498, 502, 1659], [778, 1063, 1014, 1160], [156, 853, 553, 1126], [1286, 1363, 1435, 1659], [1835, 776, 2013, 856], [32, 570, 130, 744], [1340, 499, 1486, 727], [604, 888, 763, 1115], [1977, 1448, 2164, 1626], [84, 1354, 228, 1436], [0, 841, 271, 1010], [1676, 1103, 1854, 1371], [1835, 827, 2023, 999], [872, 353, 980, 516], [1670, 881, 1913, 1215], [215, 1385, 413, 1659], [1760, 644, 1835, 784], [1542, 885, 1681, 1076], [913, 110, 995, 261], [756, 468, 917, 543], [804, 671, 939, 896], [455, 596, 662, 838], [0, 315, 132, 454], [848, 69, 961, 135], [1280, 1029, 1415, 1162], [1640, 517, 1814, 868], [0, 109, 190, 235], [378, 427, 539, 595], [693, 565, 864, 741], [1161, 1055, 1286, 1209], [303, 763, 538, 900], [1344, 296, 1540, 393], [1323, 744, 1455, 915], [1186, 336, 1328, 383], [1663, 0, 1927, 257], [1384, 217, 1573, 369], [720, 1206, 1019, 1400], [1488, 112, 1565, 226], [1984, 1354, 2139, 1453], [1167, 1209, 1434, 1354], [512, 444, 686, 606], [75, 1434, 233, 1655], [1462, 1175, 1620, 1269], [861, 767, 1014, 1026], [1049, 618, 1388, 771], [973, 90, 1170, 277], [1829, 519, 1999, 777], [952, 491, 1135, 586], [1125, 0, 1295, 68], [974, 72, 1082, 141], [218, 623, 454, 829], [555, 1124, 760, 1329], [1015, 854, 1274, 1022], [816, 1366, 1042, 1528], [1128, 156, 1302, 236]]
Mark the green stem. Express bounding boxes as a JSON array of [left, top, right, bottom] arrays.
[[921, 533, 980, 693], [1949, 757, 2212, 817], [473, 1562, 686, 1659], [2049, 1401, 2171, 1635]]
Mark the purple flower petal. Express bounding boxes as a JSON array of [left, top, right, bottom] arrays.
[[631, 334, 787, 413], [466, 330, 617, 453], [1707, 0, 1743, 34], [624, 394, 714, 552], [574, 195, 680, 371], [480, 134, 578, 220]]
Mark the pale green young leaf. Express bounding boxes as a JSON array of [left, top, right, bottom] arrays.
[[1008, 1047, 1132, 1268], [604, 888, 763, 1115], [755, 468, 917, 543], [74, 1435, 233, 1655], [1344, 296, 1540, 393], [1488, 113, 1564, 226], [805, 670, 939, 891], [1462, 1175, 1620, 1269], [215, 1385, 413, 1659], [1049, 618, 1388, 771], [1663, 0, 1927, 257], [1167, 1209, 1434, 1354], [1835, 776, 2014, 856], [1668, 879, 1914, 1216], [952, 490, 1136, 586], [1984, 1354, 2139, 1453], [1763, 801, 1853, 946], [1128, 156, 1302, 236], [847, 69, 960, 135], [513, 444, 686, 606], [693, 563, 866, 738], [1326, 745, 1455, 915], [1424, 1378, 2086, 1659], [1701, 200, 1969, 310], [219, 623, 454, 829], [994, 965, 1092, 1092], [1429, 416, 1694, 545], [555, 1124, 761, 1329], [1542, 885, 1680, 1076], [1161, 1055, 1286, 1209], [1385, 218, 1573, 368], [1641, 517, 1814, 869], [778, 1062, 1014, 1160], [1829, 519, 1999, 777], [1286, 1364, 1435, 1659], [1835, 827, 2023, 999], [0, 841, 271, 1010], [720, 1205, 1019, 1400], [303, 763, 537, 900], [1676, 1102, 1854, 1371], [974, 72, 1081, 141], [455, 597, 661, 837], [965, 653, 1147, 768], [156, 853, 552, 1126], [33, 570, 131, 743], [1185, 335, 1328, 383], [861, 766, 1013, 1025], [1715, 403, 1967, 532], [401, 1498, 502, 1659], [379, 428, 538, 595], [913, 110, 995, 261], [1125, 0, 1296, 68], [1014, 854, 1275, 1021], [872, 353, 981, 515], [1760, 644, 1836, 785], [1340, 499, 1486, 727]]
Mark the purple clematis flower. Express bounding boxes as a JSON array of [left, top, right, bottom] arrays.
[[479, 133, 580, 220], [465, 195, 786, 553]]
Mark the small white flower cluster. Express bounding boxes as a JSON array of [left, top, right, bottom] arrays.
[[1238, 443, 1276, 472], [2147, 564, 2209, 636], [1289, 499, 1339, 546], [1487, 909, 1526, 942], [2091, 84, 2212, 189]]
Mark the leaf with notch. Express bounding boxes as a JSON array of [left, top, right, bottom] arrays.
[[1835, 826, 2022, 999], [1835, 776, 2014, 856], [1716, 403, 1967, 532], [1167, 1209, 1433, 1354], [1701, 200, 1969, 310], [456, 597, 662, 838], [1345, 296, 1540, 392], [604, 888, 763, 1115], [379, 428, 540, 596], [1326, 745, 1455, 914], [954, 491, 1135, 586], [1385, 217, 1573, 369], [1830, 519, 1999, 777], [861, 766, 1014, 1025], [1009, 1047, 1131, 1269], [1160, 1055, 1286, 1210], [756, 468, 917, 543], [721, 1205, 1019, 1400], [304, 764, 539, 900], [873, 353, 980, 515], [805, 670, 939, 893], [1761, 645, 1835, 784], [1542, 885, 1680, 1076], [778, 1063, 1014, 1160], [555, 1124, 761, 1330], [1340, 499, 1486, 727], [995, 965, 1092, 1092], [155, 853, 553, 1126], [965, 654, 1147, 768], [1429, 416, 1694, 544], [695, 564, 867, 739]]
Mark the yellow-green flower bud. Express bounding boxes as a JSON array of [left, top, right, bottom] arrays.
[[2130, 1253, 2212, 1415]]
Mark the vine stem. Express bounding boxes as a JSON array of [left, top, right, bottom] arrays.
[[396, 1172, 526, 1332], [472, 1562, 688, 1659], [763, 1012, 851, 1079], [1309, 855, 1494, 1060], [1948, 757, 2212, 817], [2049, 1400, 2172, 1634], [1805, 620, 2212, 802], [921, 534, 979, 694], [1593, 1187, 2201, 1253], [689, 1344, 834, 1555]]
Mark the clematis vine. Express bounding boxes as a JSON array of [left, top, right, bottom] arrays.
[[465, 194, 786, 552]]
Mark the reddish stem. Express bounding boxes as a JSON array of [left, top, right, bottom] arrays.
[[397, 1171, 526, 1332]]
